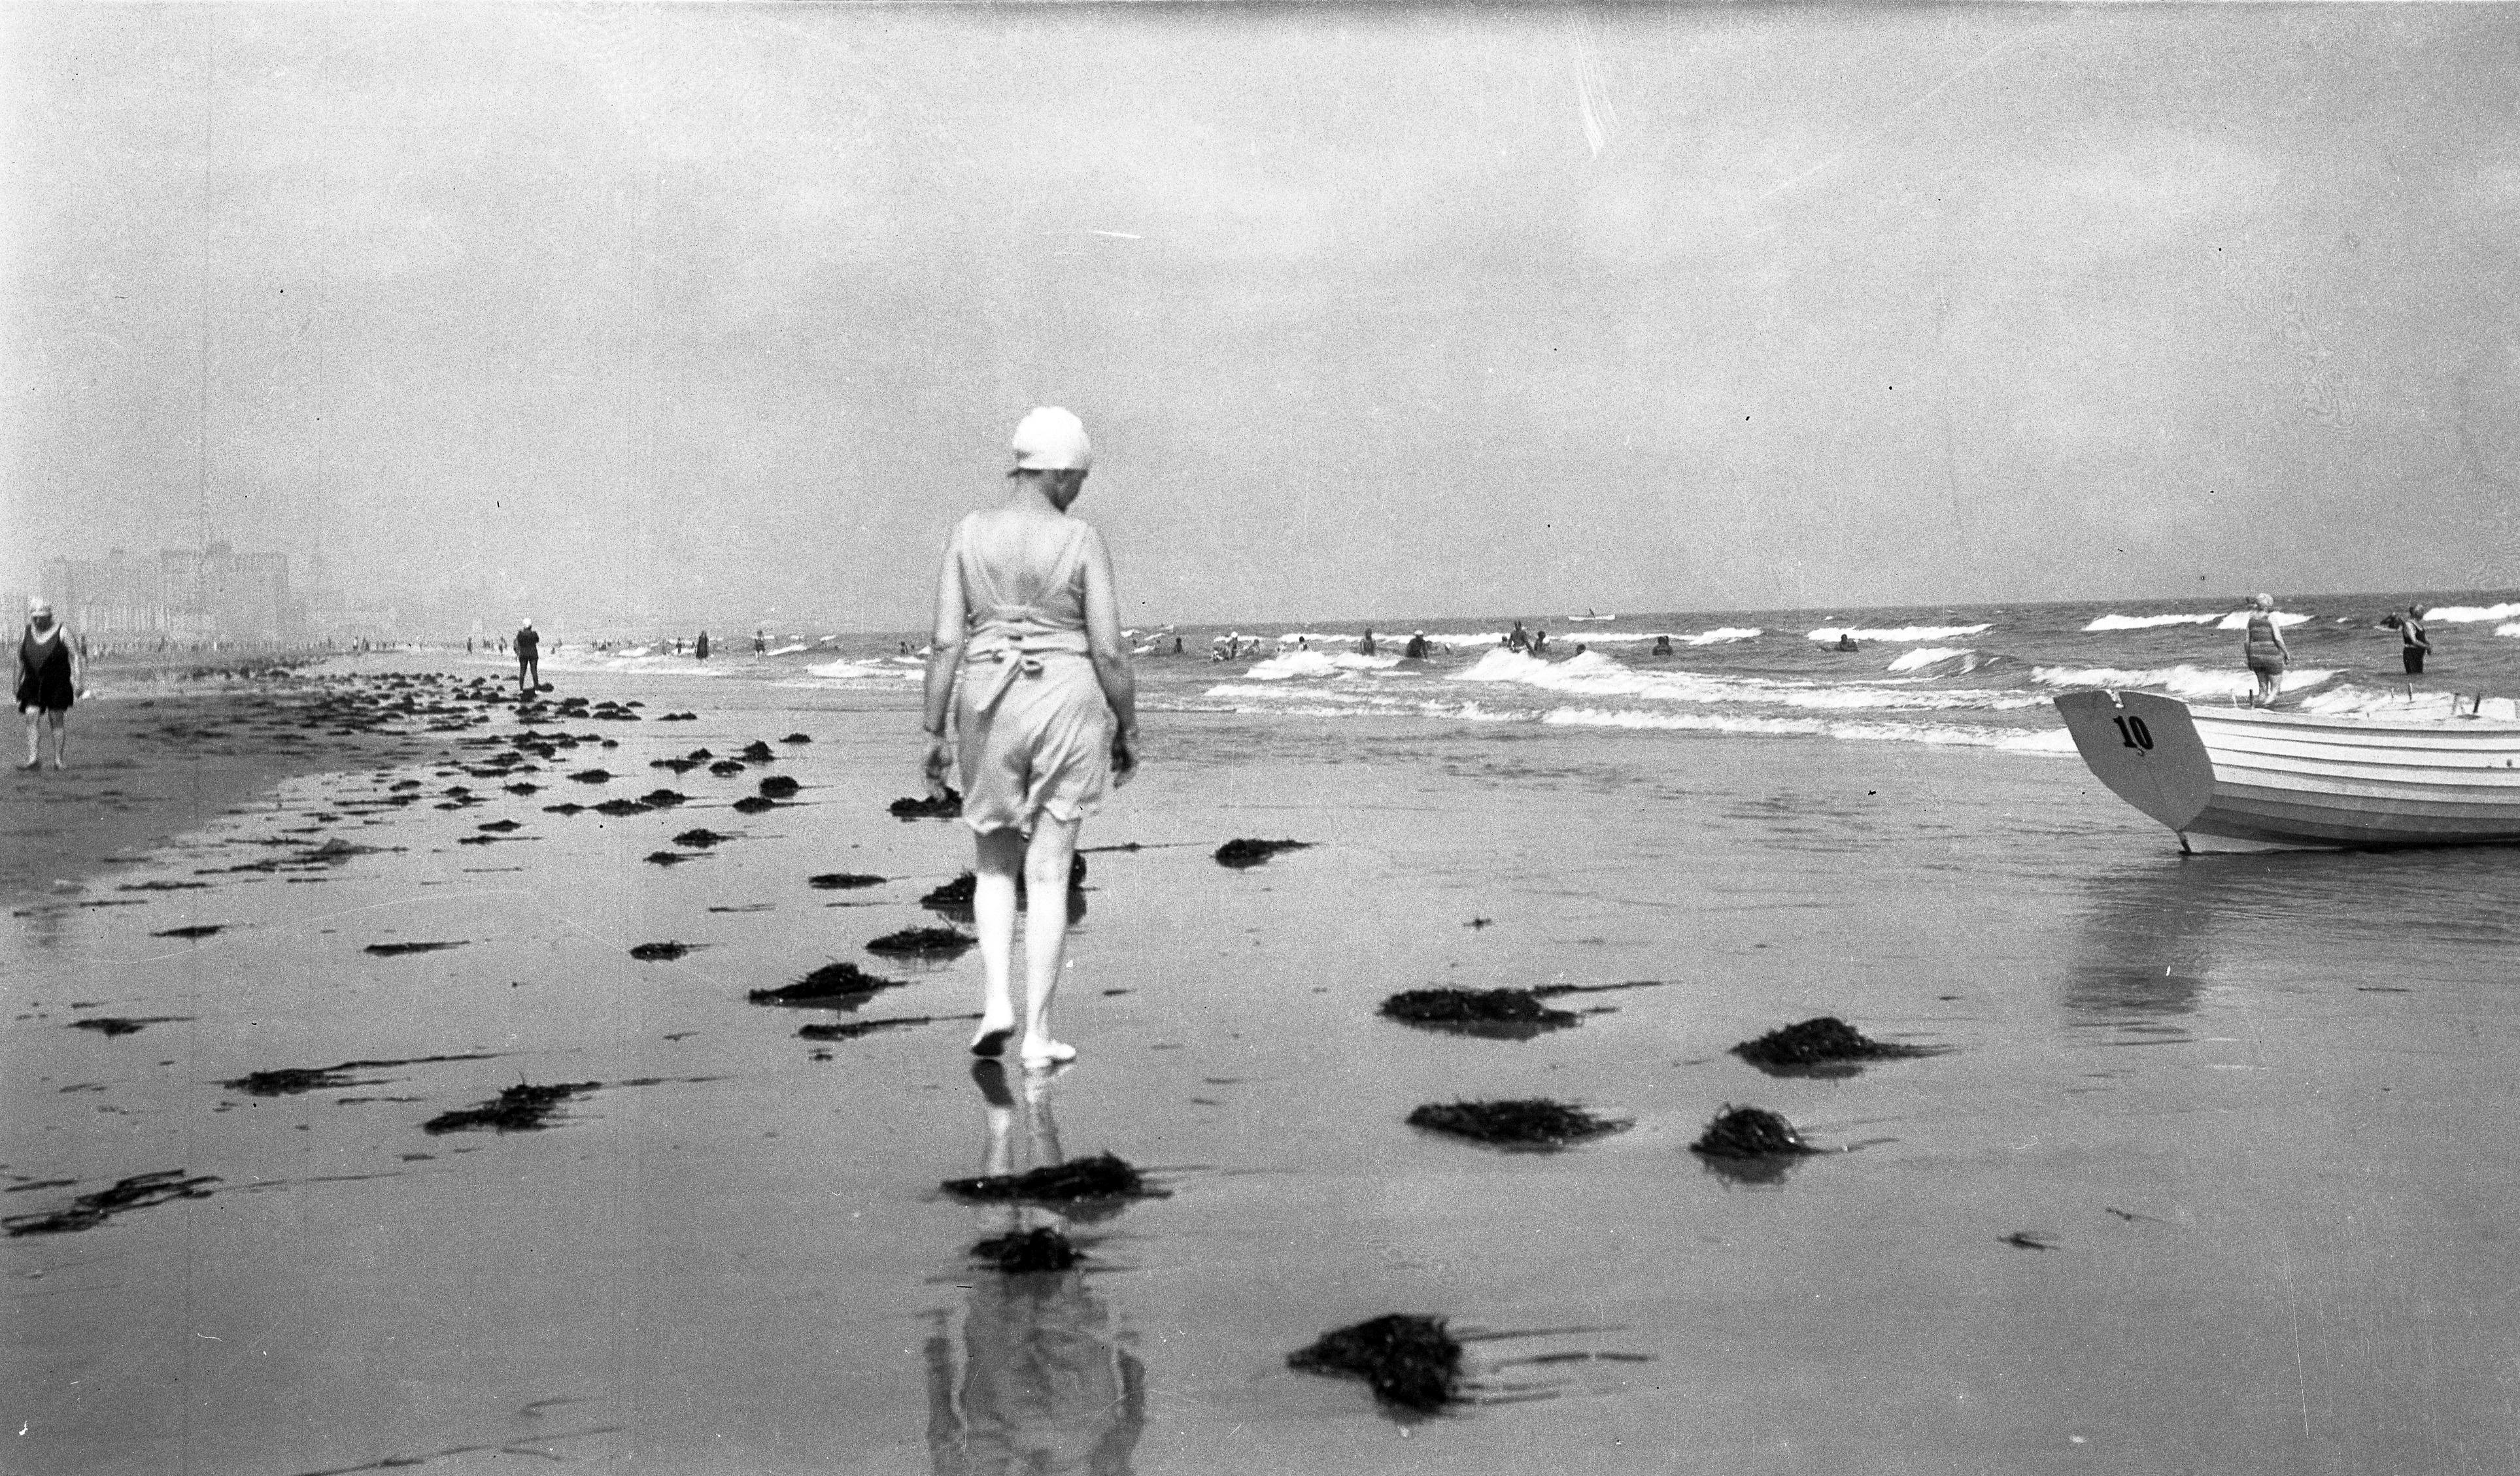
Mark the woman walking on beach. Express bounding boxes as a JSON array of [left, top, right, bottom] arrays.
[[2242, 593, 2290, 707], [16, 597, 80, 771], [922, 407, 1140, 1069]]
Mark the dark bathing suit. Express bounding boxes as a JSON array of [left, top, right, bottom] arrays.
[[2402, 618, 2426, 675], [515, 628, 540, 687], [17, 627, 73, 713]]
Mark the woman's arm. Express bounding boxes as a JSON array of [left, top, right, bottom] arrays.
[[920, 527, 968, 788], [2273, 617, 2291, 659], [1080, 528, 1140, 774]]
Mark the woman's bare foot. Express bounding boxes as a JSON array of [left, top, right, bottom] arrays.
[[1019, 1038, 1076, 1069]]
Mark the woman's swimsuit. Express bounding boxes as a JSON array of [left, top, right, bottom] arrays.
[[948, 513, 1113, 834], [17, 626, 73, 713], [2244, 612, 2285, 675]]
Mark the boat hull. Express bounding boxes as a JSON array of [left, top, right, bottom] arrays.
[[2053, 690, 2520, 852]]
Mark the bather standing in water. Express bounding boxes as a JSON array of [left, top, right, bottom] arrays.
[[2242, 592, 2290, 707], [923, 407, 1140, 1069]]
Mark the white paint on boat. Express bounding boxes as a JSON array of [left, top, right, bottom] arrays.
[[2054, 689, 2520, 851]]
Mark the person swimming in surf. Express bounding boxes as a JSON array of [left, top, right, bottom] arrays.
[[2243, 593, 2290, 707], [923, 407, 1140, 1070], [1405, 630, 1431, 660], [1505, 620, 1530, 652]]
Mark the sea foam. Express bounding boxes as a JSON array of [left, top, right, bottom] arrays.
[[2425, 602, 2520, 624], [2030, 663, 2336, 700], [2082, 612, 2219, 631]]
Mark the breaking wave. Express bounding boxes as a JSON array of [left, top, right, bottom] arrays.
[[2082, 612, 2219, 631]]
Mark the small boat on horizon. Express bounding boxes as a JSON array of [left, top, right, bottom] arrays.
[[1565, 609, 1616, 623], [2055, 689, 2520, 852]]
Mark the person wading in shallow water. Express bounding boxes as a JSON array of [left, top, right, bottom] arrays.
[[2242, 593, 2290, 707], [16, 597, 80, 771], [514, 618, 541, 693], [2398, 605, 2430, 675], [923, 406, 1140, 1069]]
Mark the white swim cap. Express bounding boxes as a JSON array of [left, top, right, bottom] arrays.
[[1012, 407, 1092, 471], [28, 595, 52, 614]]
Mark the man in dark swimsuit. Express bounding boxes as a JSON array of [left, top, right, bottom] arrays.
[[515, 620, 541, 692], [2400, 606, 2429, 675]]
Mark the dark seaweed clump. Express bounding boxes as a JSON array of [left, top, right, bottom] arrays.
[[628, 941, 692, 961], [5, 1170, 222, 1238], [364, 941, 468, 957], [151, 924, 224, 940], [971, 1226, 1081, 1273], [1690, 1104, 1818, 1159], [1731, 1016, 1938, 1076], [757, 775, 802, 798], [1215, 837, 1313, 867], [781, 732, 811, 744], [71, 1016, 187, 1037], [808, 872, 886, 890], [942, 1152, 1155, 1204], [1405, 1099, 1626, 1149], [672, 828, 733, 848], [748, 961, 904, 1005], [639, 789, 689, 807], [1287, 1314, 1461, 1414], [889, 787, 962, 820], [921, 871, 978, 909], [731, 796, 782, 814], [740, 740, 776, 761], [422, 1081, 601, 1135], [643, 850, 700, 866], [867, 926, 977, 957], [592, 798, 652, 816], [1380, 988, 1581, 1039]]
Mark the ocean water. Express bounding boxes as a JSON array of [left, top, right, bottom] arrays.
[[542, 590, 2520, 758]]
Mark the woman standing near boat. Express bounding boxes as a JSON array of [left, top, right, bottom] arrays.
[[921, 407, 1140, 1069], [2243, 593, 2291, 707]]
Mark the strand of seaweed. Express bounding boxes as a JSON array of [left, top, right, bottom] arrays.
[[798, 1011, 983, 1042], [224, 1052, 502, 1097], [282, 1424, 626, 1476]]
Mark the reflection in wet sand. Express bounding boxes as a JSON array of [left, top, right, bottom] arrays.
[[925, 1064, 1145, 1475], [2062, 856, 2283, 1040]]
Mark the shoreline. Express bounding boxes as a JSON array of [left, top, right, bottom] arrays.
[[1, 663, 461, 905]]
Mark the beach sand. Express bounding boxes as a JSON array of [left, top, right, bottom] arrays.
[[5, 656, 2515, 1474]]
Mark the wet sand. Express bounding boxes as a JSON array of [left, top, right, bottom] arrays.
[[5, 659, 2516, 1474]]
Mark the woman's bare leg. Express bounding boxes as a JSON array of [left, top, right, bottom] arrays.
[[46, 713, 66, 769], [1018, 818, 1082, 1066], [18, 711, 37, 770], [970, 828, 1025, 1055]]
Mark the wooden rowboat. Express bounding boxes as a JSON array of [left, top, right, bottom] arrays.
[[2054, 689, 2520, 852]]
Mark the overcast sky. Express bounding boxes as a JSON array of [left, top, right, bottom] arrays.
[[6, 3, 2518, 632]]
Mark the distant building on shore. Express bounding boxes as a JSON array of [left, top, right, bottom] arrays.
[[38, 543, 307, 648]]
